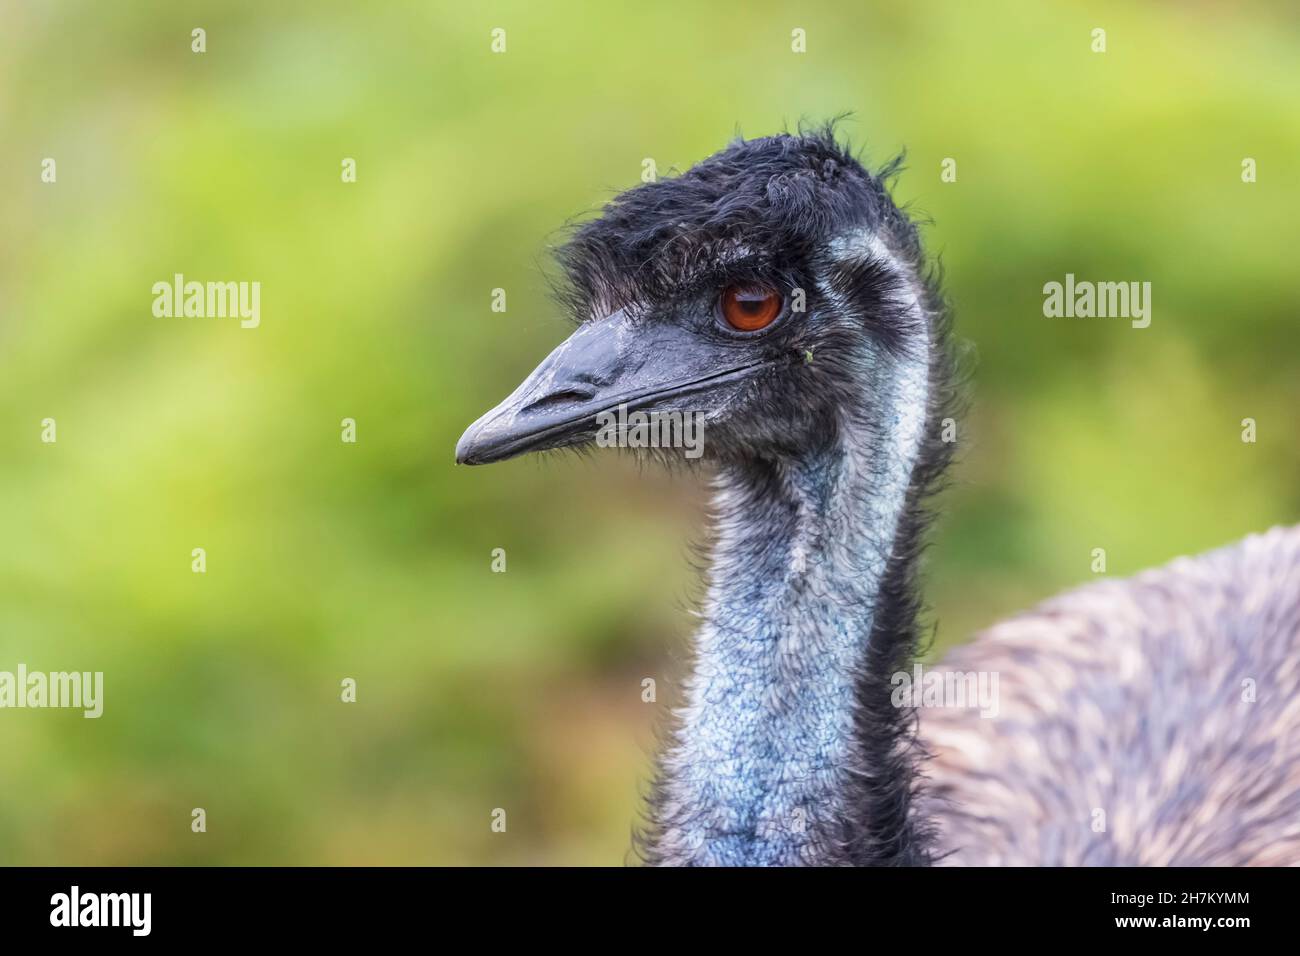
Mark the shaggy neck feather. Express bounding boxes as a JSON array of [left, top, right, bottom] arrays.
[[650, 290, 931, 865]]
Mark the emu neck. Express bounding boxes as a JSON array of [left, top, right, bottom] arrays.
[[650, 347, 930, 866]]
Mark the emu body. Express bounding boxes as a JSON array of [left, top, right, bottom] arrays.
[[924, 525, 1300, 866], [457, 128, 1300, 866]]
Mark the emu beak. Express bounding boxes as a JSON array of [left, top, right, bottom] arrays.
[[456, 308, 766, 465]]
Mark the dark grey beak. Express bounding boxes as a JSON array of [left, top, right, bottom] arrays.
[[456, 308, 768, 465]]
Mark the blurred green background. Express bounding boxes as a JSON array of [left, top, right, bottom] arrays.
[[1, 0, 1297, 864]]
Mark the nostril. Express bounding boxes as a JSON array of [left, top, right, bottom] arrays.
[[525, 389, 595, 412]]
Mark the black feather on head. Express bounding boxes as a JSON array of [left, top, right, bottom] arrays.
[[553, 122, 917, 324]]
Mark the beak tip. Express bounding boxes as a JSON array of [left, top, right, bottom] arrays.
[[454, 427, 480, 466]]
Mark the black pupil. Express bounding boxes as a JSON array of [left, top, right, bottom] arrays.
[[736, 292, 768, 313]]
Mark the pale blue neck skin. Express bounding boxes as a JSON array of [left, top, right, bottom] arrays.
[[651, 246, 930, 865]]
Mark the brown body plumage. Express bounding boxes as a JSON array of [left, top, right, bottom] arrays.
[[923, 524, 1300, 865]]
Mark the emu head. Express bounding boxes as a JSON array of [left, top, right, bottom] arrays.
[[456, 129, 931, 468]]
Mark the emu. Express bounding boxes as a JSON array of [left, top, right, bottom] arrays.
[[456, 128, 1300, 866]]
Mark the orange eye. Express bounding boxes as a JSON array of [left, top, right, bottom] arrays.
[[720, 284, 782, 332]]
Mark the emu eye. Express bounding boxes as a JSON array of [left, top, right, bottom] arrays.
[[719, 284, 782, 332]]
